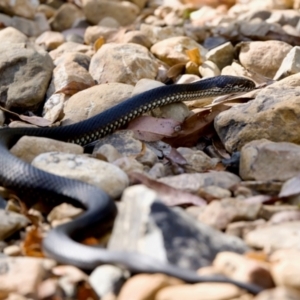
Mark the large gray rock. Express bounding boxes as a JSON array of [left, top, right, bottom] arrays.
[[109, 185, 249, 270], [214, 73, 300, 152], [0, 43, 53, 111]]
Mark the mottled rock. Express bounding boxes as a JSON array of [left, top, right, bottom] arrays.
[[10, 136, 83, 163], [198, 198, 261, 230], [62, 83, 134, 125], [32, 152, 129, 198], [0, 209, 29, 240], [215, 73, 300, 152], [151, 36, 207, 66], [90, 43, 159, 85], [83, 0, 139, 26], [0, 43, 53, 110], [238, 41, 292, 78], [240, 139, 300, 181], [109, 185, 249, 270]]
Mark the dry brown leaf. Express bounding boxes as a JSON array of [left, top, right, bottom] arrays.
[[0, 106, 53, 127], [128, 116, 181, 142], [167, 62, 186, 78], [165, 106, 229, 147], [186, 48, 202, 65], [129, 172, 206, 206], [22, 226, 45, 258], [55, 81, 94, 96], [94, 36, 105, 51]]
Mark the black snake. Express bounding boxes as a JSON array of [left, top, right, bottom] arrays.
[[0, 76, 263, 294]]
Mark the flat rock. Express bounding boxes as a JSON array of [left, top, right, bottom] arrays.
[[0, 209, 29, 240], [214, 73, 300, 152], [198, 198, 262, 230], [32, 152, 129, 198], [158, 171, 241, 193], [49, 42, 92, 61], [0, 43, 53, 111], [108, 185, 249, 270], [89, 43, 159, 85], [240, 139, 300, 181], [93, 130, 158, 167], [117, 274, 183, 300], [245, 221, 300, 251], [10, 136, 83, 163]]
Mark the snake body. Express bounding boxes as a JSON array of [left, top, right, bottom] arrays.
[[0, 76, 262, 294]]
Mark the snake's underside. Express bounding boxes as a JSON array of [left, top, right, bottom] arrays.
[[0, 76, 263, 294]]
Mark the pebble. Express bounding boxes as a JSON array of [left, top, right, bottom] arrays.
[[89, 43, 159, 85], [2, 0, 300, 297], [215, 73, 300, 152]]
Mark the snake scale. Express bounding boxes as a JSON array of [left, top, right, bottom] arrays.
[[0, 76, 263, 294]]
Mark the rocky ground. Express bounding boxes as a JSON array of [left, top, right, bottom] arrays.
[[1, 0, 300, 299]]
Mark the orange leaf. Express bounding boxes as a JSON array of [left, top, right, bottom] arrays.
[[22, 227, 45, 258]]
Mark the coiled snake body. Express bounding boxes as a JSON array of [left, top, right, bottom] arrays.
[[0, 76, 262, 294]]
